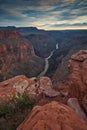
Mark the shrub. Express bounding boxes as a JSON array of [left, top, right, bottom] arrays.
[[0, 102, 15, 118], [0, 93, 37, 118], [14, 93, 36, 110]]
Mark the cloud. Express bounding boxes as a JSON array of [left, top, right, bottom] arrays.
[[50, 23, 87, 27], [0, 0, 87, 30]]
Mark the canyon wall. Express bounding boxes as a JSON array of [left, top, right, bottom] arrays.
[[0, 30, 44, 81]]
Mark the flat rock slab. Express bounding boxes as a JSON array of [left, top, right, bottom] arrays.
[[67, 98, 87, 121]]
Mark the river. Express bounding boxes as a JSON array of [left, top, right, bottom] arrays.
[[37, 43, 59, 78]]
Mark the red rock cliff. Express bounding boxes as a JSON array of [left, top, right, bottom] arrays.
[[67, 50, 87, 98], [0, 30, 44, 80], [52, 50, 87, 115]]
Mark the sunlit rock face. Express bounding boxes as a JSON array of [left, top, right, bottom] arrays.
[[0, 75, 59, 103], [17, 101, 87, 130], [0, 30, 44, 80]]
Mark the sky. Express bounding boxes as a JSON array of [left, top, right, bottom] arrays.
[[0, 0, 87, 30]]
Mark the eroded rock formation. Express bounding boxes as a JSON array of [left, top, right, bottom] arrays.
[[0, 75, 59, 103], [67, 50, 87, 98], [17, 101, 87, 130], [56, 50, 87, 116], [52, 50, 87, 116]]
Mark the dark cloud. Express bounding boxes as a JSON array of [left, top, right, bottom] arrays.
[[0, 0, 87, 29], [51, 23, 87, 27]]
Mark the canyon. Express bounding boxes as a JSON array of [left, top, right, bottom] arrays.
[[0, 27, 87, 130], [0, 49, 87, 129]]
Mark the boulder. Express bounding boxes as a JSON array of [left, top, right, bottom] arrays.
[[39, 77, 60, 97], [17, 101, 87, 130]]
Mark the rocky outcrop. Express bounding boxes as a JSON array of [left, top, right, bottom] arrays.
[[51, 50, 87, 116], [0, 75, 59, 103], [39, 77, 59, 97], [53, 50, 87, 97], [17, 101, 87, 130], [0, 30, 44, 80], [54, 50, 87, 116], [67, 50, 87, 98]]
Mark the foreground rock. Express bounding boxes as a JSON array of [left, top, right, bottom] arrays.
[[0, 75, 59, 103], [67, 98, 87, 121], [17, 101, 87, 130]]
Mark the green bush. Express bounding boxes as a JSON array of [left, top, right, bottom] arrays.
[[0, 102, 15, 118], [0, 93, 36, 118], [0, 93, 37, 130], [14, 93, 36, 110]]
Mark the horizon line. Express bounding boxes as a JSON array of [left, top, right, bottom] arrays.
[[0, 25, 87, 31]]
